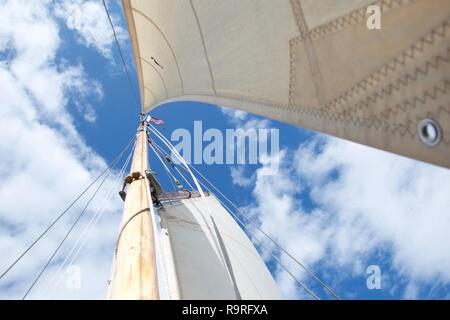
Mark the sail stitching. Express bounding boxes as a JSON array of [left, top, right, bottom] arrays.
[[144, 86, 157, 105], [323, 20, 450, 114], [288, 0, 416, 107], [340, 62, 450, 123], [307, 0, 415, 42], [289, 0, 327, 106], [189, 0, 217, 94], [141, 56, 169, 98], [153, 92, 450, 145], [133, 8, 185, 95], [288, 37, 300, 106], [287, 8, 450, 144]]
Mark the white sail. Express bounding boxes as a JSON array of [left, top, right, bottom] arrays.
[[155, 193, 281, 299], [122, 0, 450, 168]]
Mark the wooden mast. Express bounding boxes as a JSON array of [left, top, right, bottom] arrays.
[[109, 121, 159, 299]]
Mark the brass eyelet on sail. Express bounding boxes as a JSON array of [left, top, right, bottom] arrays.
[[418, 118, 442, 147]]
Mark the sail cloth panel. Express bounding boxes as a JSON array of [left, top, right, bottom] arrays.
[[157, 195, 281, 299], [122, 0, 450, 168]]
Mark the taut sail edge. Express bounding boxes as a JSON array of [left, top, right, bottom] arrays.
[[121, 0, 450, 169], [152, 93, 449, 169]]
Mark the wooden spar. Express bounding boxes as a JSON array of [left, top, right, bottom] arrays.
[[109, 124, 159, 299]]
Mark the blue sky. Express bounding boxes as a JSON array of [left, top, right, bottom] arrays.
[[1, 0, 450, 300]]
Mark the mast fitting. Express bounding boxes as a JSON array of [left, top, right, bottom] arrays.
[[118, 171, 144, 201]]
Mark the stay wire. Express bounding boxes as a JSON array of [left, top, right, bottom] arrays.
[[102, 0, 140, 109], [22, 164, 114, 300], [191, 163, 341, 300], [147, 134, 195, 191], [63, 144, 134, 270], [148, 140, 178, 191], [148, 126, 341, 300], [149, 136, 195, 191], [149, 131, 320, 300], [43, 140, 135, 298], [0, 135, 135, 282], [216, 197, 321, 300]]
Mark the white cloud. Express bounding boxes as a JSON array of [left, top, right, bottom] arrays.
[[221, 106, 270, 130], [240, 136, 450, 299], [221, 107, 247, 124], [54, 0, 126, 59], [0, 0, 121, 299], [221, 106, 277, 175], [63, 64, 104, 122], [230, 166, 254, 187], [3, 0, 449, 301]]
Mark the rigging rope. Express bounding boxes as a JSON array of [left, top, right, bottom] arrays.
[[149, 138, 195, 191], [22, 165, 114, 299], [190, 163, 341, 300], [150, 138, 195, 191], [43, 141, 135, 298], [63, 145, 133, 270], [148, 125, 341, 300], [147, 127, 321, 299], [146, 125, 205, 198], [148, 134, 320, 300], [148, 141, 178, 191], [147, 125, 239, 282], [216, 196, 320, 300], [102, 0, 139, 109], [0, 135, 135, 283], [172, 165, 195, 190]]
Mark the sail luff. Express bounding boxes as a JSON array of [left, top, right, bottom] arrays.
[[109, 127, 159, 300]]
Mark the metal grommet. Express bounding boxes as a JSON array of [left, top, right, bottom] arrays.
[[417, 118, 442, 146]]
